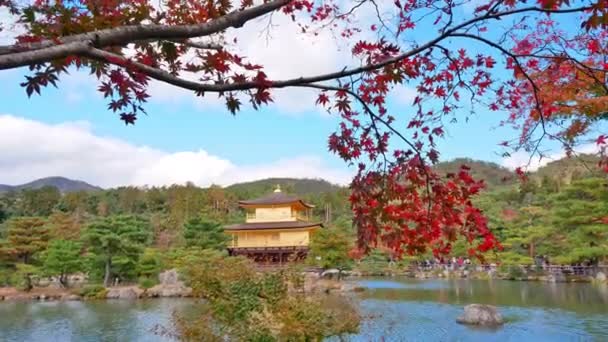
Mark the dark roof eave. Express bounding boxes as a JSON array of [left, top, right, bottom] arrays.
[[238, 199, 314, 208], [224, 221, 323, 231], [237, 192, 314, 208]]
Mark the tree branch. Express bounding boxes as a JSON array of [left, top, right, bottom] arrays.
[[0, 0, 290, 69], [168, 39, 223, 51], [0, 2, 592, 77]]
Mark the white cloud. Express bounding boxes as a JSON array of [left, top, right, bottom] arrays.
[[146, 8, 353, 115], [390, 84, 418, 106], [501, 144, 601, 171], [0, 7, 23, 45], [0, 114, 351, 188]]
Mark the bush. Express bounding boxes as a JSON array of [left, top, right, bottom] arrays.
[[13, 264, 39, 291], [137, 248, 163, 280], [173, 251, 361, 341], [357, 249, 392, 275], [78, 284, 107, 299], [0, 266, 14, 287], [138, 277, 157, 289], [498, 265, 526, 279], [496, 252, 533, 265]]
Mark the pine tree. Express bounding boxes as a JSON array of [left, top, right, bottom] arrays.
[[42, 240, 83, 287], [309, 226, 352, 276], [83, 215, 150, 286], [137, 248, 163, 282], [20, 186, 61, 216], [182, 217, 229, 250], [47, 211, 83, 241], [551, 178, 608, 264], [0, 217, 49, 264]]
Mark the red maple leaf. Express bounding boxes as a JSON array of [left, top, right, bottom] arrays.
[[120, 113, 137, 125], [316, 93, 330, 106]]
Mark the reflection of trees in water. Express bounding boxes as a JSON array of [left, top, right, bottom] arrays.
[[72, 300, 141, 340], [359, 279, 608, 315], [0, 302, 37, 334], [0, 299, 200, 341]]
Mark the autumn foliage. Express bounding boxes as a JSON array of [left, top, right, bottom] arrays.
[[1, 0, 607, 259]]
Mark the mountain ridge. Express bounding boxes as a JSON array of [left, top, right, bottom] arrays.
[[1, 154, 600, 194], [0, 176, 102, 193]]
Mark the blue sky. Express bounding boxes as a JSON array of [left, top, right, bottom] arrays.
[[0, 64, 515, 188], [0, 2, 579, 188]]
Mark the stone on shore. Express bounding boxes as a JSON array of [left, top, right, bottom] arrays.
[[146, 284, 192, 297], [545, 273, 567, 283], [456, 304, 504, 326], [596, 272, 606, 283], [106, 286, 143, 299], [158, 269, 180, 285], [65, 294, 82, 301], [145, 269, 192, 297], [321, 269, 341, 279]]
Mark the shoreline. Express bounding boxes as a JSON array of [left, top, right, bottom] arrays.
[[0, 285, 194, 302], [351, 273, 604, 282], [2, 271, 606, 302], [0, 273, 359, 302]]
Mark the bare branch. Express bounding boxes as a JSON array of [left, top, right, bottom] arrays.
[[168, 39, 223, 51]]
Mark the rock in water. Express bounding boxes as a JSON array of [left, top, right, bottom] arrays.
[[596, 272, 607, 282], [456, 304, 504, 326], [321, 269, 340, 279]]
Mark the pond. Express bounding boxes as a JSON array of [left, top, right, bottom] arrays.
[[346, 278, 608, 341], [1, 279, 607, 341]]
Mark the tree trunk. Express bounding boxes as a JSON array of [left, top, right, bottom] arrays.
[[59, 273, 67, 288], [103, 257, 112, 287], [529, 241, 535, 258], [24, 274, 33, 292]]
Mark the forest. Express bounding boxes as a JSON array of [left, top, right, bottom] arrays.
[[1, 155, 606, 291]]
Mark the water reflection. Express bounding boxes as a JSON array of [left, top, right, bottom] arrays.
[[1, 281, 607, 341], [346, 278, 608, 341], [358, 278, 608, 315], [0, 299, 198, 342]]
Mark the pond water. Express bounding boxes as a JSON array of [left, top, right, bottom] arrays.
[[346, 278, 608, 341], [1, 279, 607, 341]]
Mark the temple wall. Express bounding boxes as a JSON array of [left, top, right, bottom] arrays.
[[246, 206, 300, 223], [228, 229, 314, 248]]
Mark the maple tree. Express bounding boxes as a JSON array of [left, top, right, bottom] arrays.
[[1, 0, 607, 259]]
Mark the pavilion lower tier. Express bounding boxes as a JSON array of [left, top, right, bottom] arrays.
[[227, 246, 309, 264]]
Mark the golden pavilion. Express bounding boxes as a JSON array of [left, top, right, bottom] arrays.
[[224, 186, 322, 264]]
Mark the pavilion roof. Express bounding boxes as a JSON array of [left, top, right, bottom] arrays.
[[224, 221, 322, 231], [238, 191, 314, 208]]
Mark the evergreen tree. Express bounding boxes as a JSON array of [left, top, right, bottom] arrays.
[[0, 203, 8, 224], [42, 240, 83, 287], [182, 217, 229, 250], [0, 217, 49, 264], [551, 178, 608, 264], [13, 263, 39, 292], [20, 186, 61, 216], [309, 226, 352, 276], [166, 183, 206, 229], [83, 215, 150, 286], [137, 248, 162, 278], [58, 191, 91, 214], [47, 211, 83, 241]]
